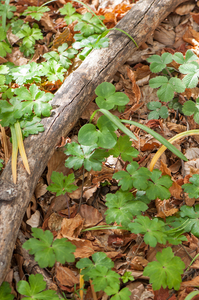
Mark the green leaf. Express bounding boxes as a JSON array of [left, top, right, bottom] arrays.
[[182, 98, 199, 124], [78, 123, 98, 146], [17, 274, 61, 299], [0, 159, 3, 171], [147, 101, 168, 119], [184, 291, 199, 300], [23, 6, 50, 21], [147, 53, 173, 73], [59, 3, 82, 25], [20, 116, 44, 137], [64, 142, 108, 171], [122, 119, 188, 162], [128, 216, 167, 247], [179, 61, 199, 88], [0, 282, 14, 300], [121, 272, 134, 284], [77, 252, 114, 281], [41, 60, 66, 82], [182, 174, 199, 198], [105, 190, 148, 226], [143, 247, 185, 290], [149, 76, 186, 102], [90, 266, 120, 295], [146, 169, 172, 200], [95, 82, 129, 110], [110, 287, 131, 300], [168, 97, 182, 112], [47, 171, 78, 196], [108, 135, 138, 162], [179, 204, 199, 237], [113, 161, 151, 191], [74, 12, 104, 37], [173, 50, 198, 65], [16, 24, 43, 48], [22, 228, 76, 268]]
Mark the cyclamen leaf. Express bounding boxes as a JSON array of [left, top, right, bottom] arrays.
[[47, 171, 78, 196], [143, 247, 185, 290], [110, 287, 131, 300], [22, 228, 76, 268], [108, 135, 138, 162], [147, 53, 173, 73], [0, 282, 14, 300], [17, 274, 61, 300], [105, 190, 148, 226], [113, 161, 151, 191], [128, 216, 167, 247]]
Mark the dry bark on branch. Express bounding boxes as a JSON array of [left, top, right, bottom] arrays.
[[0, 0, 188, 284]]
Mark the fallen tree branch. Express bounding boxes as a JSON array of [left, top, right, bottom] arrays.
[[0, 0, 188, 284]]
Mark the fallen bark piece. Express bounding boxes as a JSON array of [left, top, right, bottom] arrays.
[[0, 0, 188, 285]]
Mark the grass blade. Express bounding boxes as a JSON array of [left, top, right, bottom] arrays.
[[10, 125, 18, 184], [14, 121, 30, 175], [121, 119, 188, 162]]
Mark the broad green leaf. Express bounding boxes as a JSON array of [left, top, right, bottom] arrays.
[[22, 6, 50, 21], [108, 135, 138, 162], [143, 247, 185, 290], [179, 204, 199, 237], [110, 287, 131, 300], [182, 174, 199, 198], [113, 161, 151, 191], [59, 3, 82, 25], [47, 171, 78, 196], [41, 61, 66, 82], [149, 76, 186, 102], [146, 169, 172, 200], [182, 98, 199, 124], [78, 123, 98, 146], [22, 228, 76, 268], [173, 50, 198, 64], [105, 190, 148, 226], [64, 142, 108, 171], [179, 61, 199, 88], [147, 53, 173, 73], [147, 101, 168, 119], [0, 282, 14, 300], [77, 252, 114, 281], [20, 116, 44, 137], [17, 274, 61, 299], [128, 216, 167, 247]]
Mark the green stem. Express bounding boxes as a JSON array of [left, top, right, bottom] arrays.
[[14, 121, 30, 175], [99, 28, 138, 48], [10, 125, 18, 184]]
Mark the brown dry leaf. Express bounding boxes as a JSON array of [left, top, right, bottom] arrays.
[[134, 65, 151, 81], [167, 122, 187, 133], [64, 236, 95, 258], [130, 256, 148, 271], [183, 26, 199, 46], [83, 185, 98, 201], [52, 27, 74, 49], [126, 67, 141, 103], [60, 214, 84, 238], [80, 204, 103, 227], [6, 48, 28, 66], [48, 213, 63, 231], [141, 141, 160, 152], [191, 12, 199, 24], [184, 158, 199, 176], [169, 160, 181, 173], [56, 265, 79, 287], [185, 148, 199, 160], [181, 276, 199, 288], [30, 44, 49, 63], [156, 208, 178, 218], [126, 283, 145, 300], [35, 178, 47, 198], [47, 149, 71, 184], [40, 13, 57, 33], [169, 181, 182, 199], [175, 2, 195, 15], [154, 25, 175, 46], [26, 210, 41, 228], [103, 11, 116, 26]]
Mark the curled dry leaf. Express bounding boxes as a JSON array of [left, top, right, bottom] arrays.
[[175, 2, 195, 15], [60, 213, 84, 238], [26, 210, 41, 228], [154, 25, 175, 46], [80, 204, 103, 227], [56, 265, 79, 287]]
